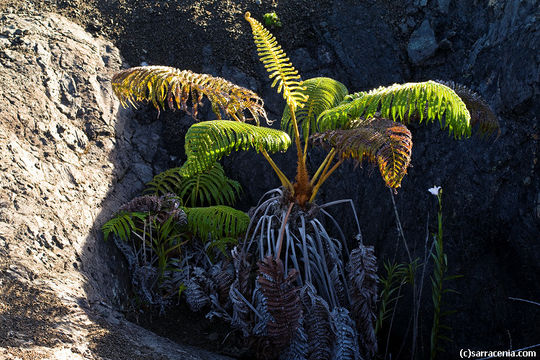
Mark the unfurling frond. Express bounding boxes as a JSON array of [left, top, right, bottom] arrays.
[[145, 163, 242, 207], [347, 245, 378, 359], [184, 205, 250, 241], [180, 120, 291, 177], [435, 80, 500, 136], [245, 12, 308, 111], [282, 77, 349, 141], [318, 80, 472, 138], [112, 65, 267, 123], [258, 256, 302, 350], [312, 117, 413, 189]]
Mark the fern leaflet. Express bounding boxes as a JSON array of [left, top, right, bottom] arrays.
[[318, 80, 472, 138], [245, 12, 308, 111], [112, 65, 267, 123], [184, 205, 250, 241], [145, 163, 242, 207], [102, 211, 147, 242], [180, 120, 291, 177], [281, 77, 349, 141], [312, 117, 413, 189]]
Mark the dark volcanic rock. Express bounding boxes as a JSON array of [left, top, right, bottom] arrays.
[[407, 19, 438, 65]]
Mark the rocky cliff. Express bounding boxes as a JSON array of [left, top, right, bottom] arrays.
[[0, 11, 230, 360]]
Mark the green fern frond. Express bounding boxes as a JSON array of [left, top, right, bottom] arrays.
[[245, 12, 308, 111], [180, 120, 291, 177], [101, 211, 147, 242], [435, 80, 500, 136], [312, 117, 413, 189], [184, 205, 250, 241], [318, 81, 472, 138], [144, 163, 242, 207], [112, 65, 267, 123], [281, 77, 349, 141]]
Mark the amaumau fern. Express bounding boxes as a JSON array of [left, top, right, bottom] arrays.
[[145, 163, 242, 207], [184, 205, 250, 241]]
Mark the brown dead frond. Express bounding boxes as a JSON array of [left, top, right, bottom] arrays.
[[311, 117, 413, 189], [112, 65, 268, 123], [258, 256, 302, 350]]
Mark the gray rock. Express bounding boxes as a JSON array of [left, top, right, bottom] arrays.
[[407, 19, 438, 64], [437, 0, 451, 13], [290, 47, 317, 72], [0, 12, 231, 360]]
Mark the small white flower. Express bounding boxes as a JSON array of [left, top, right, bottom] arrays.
[[428, 186, 441, 196]]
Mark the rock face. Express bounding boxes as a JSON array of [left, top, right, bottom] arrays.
[[407, 19, 438, 64], [0, 12, 230, 360]]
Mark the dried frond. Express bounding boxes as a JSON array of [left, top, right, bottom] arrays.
[[311, 117, 413, 189], [300, 284, 333, 360], [180, 120, 291, 176], [119, 195, 162, 213], [435, 80, 500, 136], [210, 261, 235, 303], [318, 80, 473, 138], [112, 65, 267, 123], [117, 194, 187, 226], [330, 307, 362, 360], [258, 255, 302, 350], [184, 266, 215, 311], [279, 320, 308, 360], [245, 12, 308, 111], [252, 283, 273, 336], [230, 247, 253, 336], [347, 245, 378, 359]]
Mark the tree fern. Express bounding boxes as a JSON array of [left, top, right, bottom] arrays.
[[102, 211, 148, 242], [184, 205, 250, 241], [112, 65, 267, 123], [318, 81, 473, 138], [145, 163, 242, 207], [180, 120, 291, 177], [282, 77, 349, 141], [435, 80, 500, 135], [245, 12, 308, 111], [312, 117, 413, 189]]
